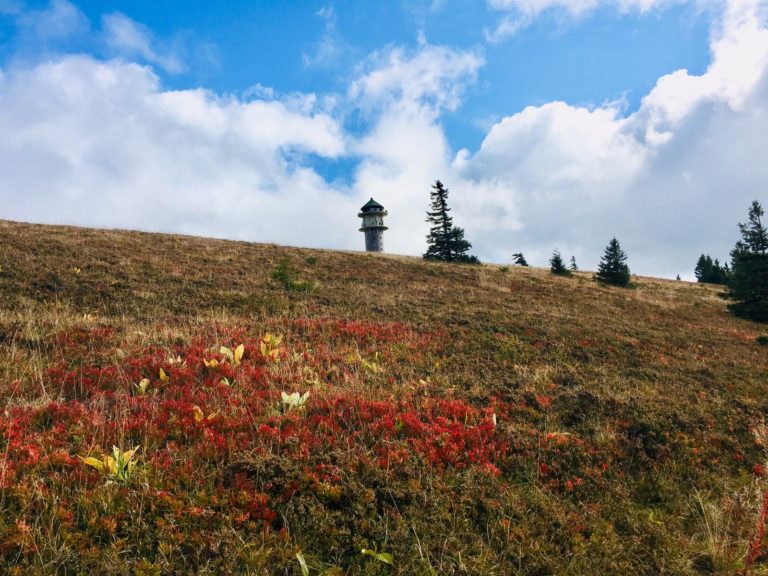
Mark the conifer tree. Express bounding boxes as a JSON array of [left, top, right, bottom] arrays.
[[728, 200, 768, 322], [694, 254, 710, 282], [570, 256, 578, 272], [713, 259, 724, 284], [694, 254, 729, 285], [423, 180, 478, 263], [550, 250, 570, 276], [595, 238, 631, 286], [512, 252, 528, 266]]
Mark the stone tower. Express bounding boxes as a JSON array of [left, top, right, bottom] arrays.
[[358, 198, 388, 252]]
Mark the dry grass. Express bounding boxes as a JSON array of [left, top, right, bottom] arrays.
[[1, 219, 768, 575]]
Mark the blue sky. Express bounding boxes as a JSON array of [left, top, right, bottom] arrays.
[[0, 0, 766, 278], [1, 1, 711, 148]]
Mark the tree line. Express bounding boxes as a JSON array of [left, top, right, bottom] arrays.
[[422, 179, 767, 322], [686, 201, 767, 321], [694, 255, 730, 285]]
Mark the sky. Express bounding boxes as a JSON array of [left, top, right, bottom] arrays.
[[0, 0, 766, 279]]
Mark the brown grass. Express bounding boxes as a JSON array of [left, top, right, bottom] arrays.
[[1, 219, 768, 575]]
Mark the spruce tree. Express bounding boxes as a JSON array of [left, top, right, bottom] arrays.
[[728, 200, 768, 322], [550, 250, 570, 276], [712, 259, 724, 284], [512, 252, 528, 266], [694, 255, 710, 282], [595, 238, 631, 286], [423, 180, 478, 263], [694, 254, 729, 284], [570, 256, 578, 272], [722, 262, 731, 283]]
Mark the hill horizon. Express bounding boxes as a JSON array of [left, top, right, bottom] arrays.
[[0, 218, 699, 281]]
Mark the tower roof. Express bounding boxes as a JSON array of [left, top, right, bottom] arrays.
[[360, 198, 384, 212]]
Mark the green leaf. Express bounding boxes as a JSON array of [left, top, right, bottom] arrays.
[[296, 552, 310, 576], [234, 344, 244, 366], [79, 456, 104, 471], [136, 378, 150, 394], [361, 549, 393, 565]]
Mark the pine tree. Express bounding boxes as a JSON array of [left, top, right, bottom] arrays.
[[712, 259, 724, 284], [694, 254, 710, 282], [728, 200, 768, 322], [739, 200, 768, 254], [694, 254, 729, 284], [570, 256, 578, 272], [550, 250, 570, 276], [512, 253, 528, 266], [595, 238, 631, 286], [423, 180, 478, 263]]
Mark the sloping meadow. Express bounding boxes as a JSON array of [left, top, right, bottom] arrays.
[[1, 220, 767, 574]]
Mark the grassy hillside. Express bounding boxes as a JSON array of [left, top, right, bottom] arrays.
[[1, 219, 767, 575]]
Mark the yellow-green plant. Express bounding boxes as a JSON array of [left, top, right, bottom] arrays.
[[361, 548, 393, 566], [79, 446, 140, 483], [134, 378, 150, 395], [219, 344, 245, 367], [281, 391, 309, 412], [360, 353, 382, 374], [296, 552, 309, 576], [166, 355, 186, 366], [295, 551, 341, 575], [347, 351, 383, 373], [260, 334, 282, 362], [192, 405, 219, 423]]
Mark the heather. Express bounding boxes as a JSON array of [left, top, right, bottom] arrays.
[[1, 221, 768, 574]]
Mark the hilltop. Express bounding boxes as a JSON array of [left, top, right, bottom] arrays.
[[1, 219, 767, 575]]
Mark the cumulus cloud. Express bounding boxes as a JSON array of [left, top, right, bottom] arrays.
[[340, 44, 486, 254], [1, 0, 767, 279], [0, 56, 356, 247], [0, 14, 482, 257], [454, 0, 768, 277], [349, 44, 484, 116]]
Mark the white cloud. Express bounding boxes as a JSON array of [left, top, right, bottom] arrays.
[[1, 0, 767, 280], [343, 45, 486, 255], [455, 0, 768, 276], [485, 0, 691, 40], [0, 56, 355, 247], [102, 12, 184, 73], [302, 5, 356, 70], [349, 45, 484, 116], [488, 0, 677, 16], [13, 0, 89, 50], [0, 12, 483, 257], [633, 0, 768, 145]]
